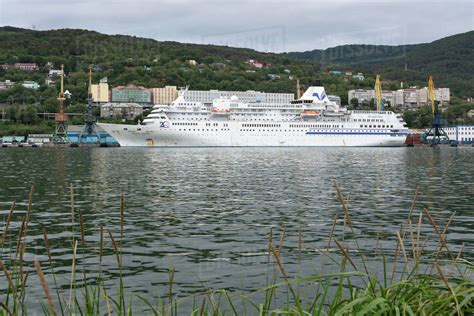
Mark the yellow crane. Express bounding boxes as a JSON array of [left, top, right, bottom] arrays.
[[296, 79, 302, 99], [374, 74, 383, 111], [428, 75, 436, 117]]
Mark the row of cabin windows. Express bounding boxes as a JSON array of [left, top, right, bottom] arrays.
[[290, 124, 340, 128], [179, 129, 230, 132], [242, 123, 281, 128], [174, 122, 198, 126], [354, 118, 385, 122], [359, 124, 394, 128]]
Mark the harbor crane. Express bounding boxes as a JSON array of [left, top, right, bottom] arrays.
[[424, 76, 449, 146], [78, 65, 100, 144], [51, 65, 71, 143], [296, 79, 302, 99], [374, 74, 384, 111]]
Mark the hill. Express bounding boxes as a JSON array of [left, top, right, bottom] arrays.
[[0, 26, 472, 132], [288, 31, 474, 97]]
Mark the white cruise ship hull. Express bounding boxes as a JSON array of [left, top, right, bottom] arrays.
[[98, 122, 407, 147]]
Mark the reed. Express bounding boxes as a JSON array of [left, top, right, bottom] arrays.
[[0, 186, 473, 316]]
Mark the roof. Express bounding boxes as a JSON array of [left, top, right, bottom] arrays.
[[113, 84, 148, 91]]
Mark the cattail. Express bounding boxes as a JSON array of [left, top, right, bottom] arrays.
[[334, 181, 351, 227], [297, 226, 302, 266], [0, 258, 14, 290], [99, 224, 104, 264], [107, 229, 121, 267], [334, 239, 358, 271], [70, 184, 74, 225], [43, 228, 53, 265], [77, 208, 85, 244], [15, 215, 27, 257], [34, 259, 57, 316], [396, 231, 408, 263], [327, 214, 337, 251], [120, 193, 125, 239], [277, 228, 286, 256], [1, 201, 16, 244]]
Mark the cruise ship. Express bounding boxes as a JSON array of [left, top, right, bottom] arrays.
[[98, 86, 409, 147]]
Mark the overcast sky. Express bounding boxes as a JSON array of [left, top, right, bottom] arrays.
[[1, 0, 473, 52]]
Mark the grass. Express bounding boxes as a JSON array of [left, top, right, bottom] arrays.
[[0, 183, 473, 315]]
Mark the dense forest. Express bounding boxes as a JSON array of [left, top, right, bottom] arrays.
[[0, 26, 472, 135]]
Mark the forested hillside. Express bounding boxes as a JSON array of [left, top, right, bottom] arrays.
[[0, 26, 472, 134]]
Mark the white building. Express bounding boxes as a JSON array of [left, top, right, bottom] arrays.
[[444, 125, 474, 144], [349, 87, 450, 109], [182, 89, 294, 104], [22, 81, 40, 90], [348, 89, 375, 104]]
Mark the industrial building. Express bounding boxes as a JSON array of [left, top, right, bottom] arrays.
[[444, 125, 474, 144]]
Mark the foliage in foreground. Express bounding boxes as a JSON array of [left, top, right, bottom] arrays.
[[0, 183, 473, 315]]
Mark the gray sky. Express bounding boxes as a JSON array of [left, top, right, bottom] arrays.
[[1, 0, 473, 52]]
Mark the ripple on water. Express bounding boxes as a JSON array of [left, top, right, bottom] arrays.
[[0, 147, 472, 307]]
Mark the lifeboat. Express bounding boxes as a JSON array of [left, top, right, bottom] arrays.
[[211, 108, 231, 114], [300, 110, 321, 119]]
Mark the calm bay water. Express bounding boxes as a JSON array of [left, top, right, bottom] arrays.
[[0, 147, 473, 309]]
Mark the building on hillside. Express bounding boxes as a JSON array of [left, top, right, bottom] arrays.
[[444, 125, 474, 144], [111, 85, 151, 105], [394, 90, 404, 107], [380, 91, 395, 106], [100, 103, 143, 119], [349, 87, 450, 110], [14, 63, 39, 71], [435, 88, 450, 105], [22, 81, 40, 90], [151, 86, 178, 105], [329, 70, 342, 76], [91, 82, 110, 103], [401, 88, 418, 108], [416, 88, 428, 106], [0, 80, 15, 90], [182, 89, 294, 104], [266, 74, 280, 80], [468, 109, 474, 118], [48, 69, 62, 77], [352, 73, 365, 81], [348, 89, 375, 104]]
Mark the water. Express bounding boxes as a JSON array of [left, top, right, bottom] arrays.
[[0, 147, 473, 310]]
